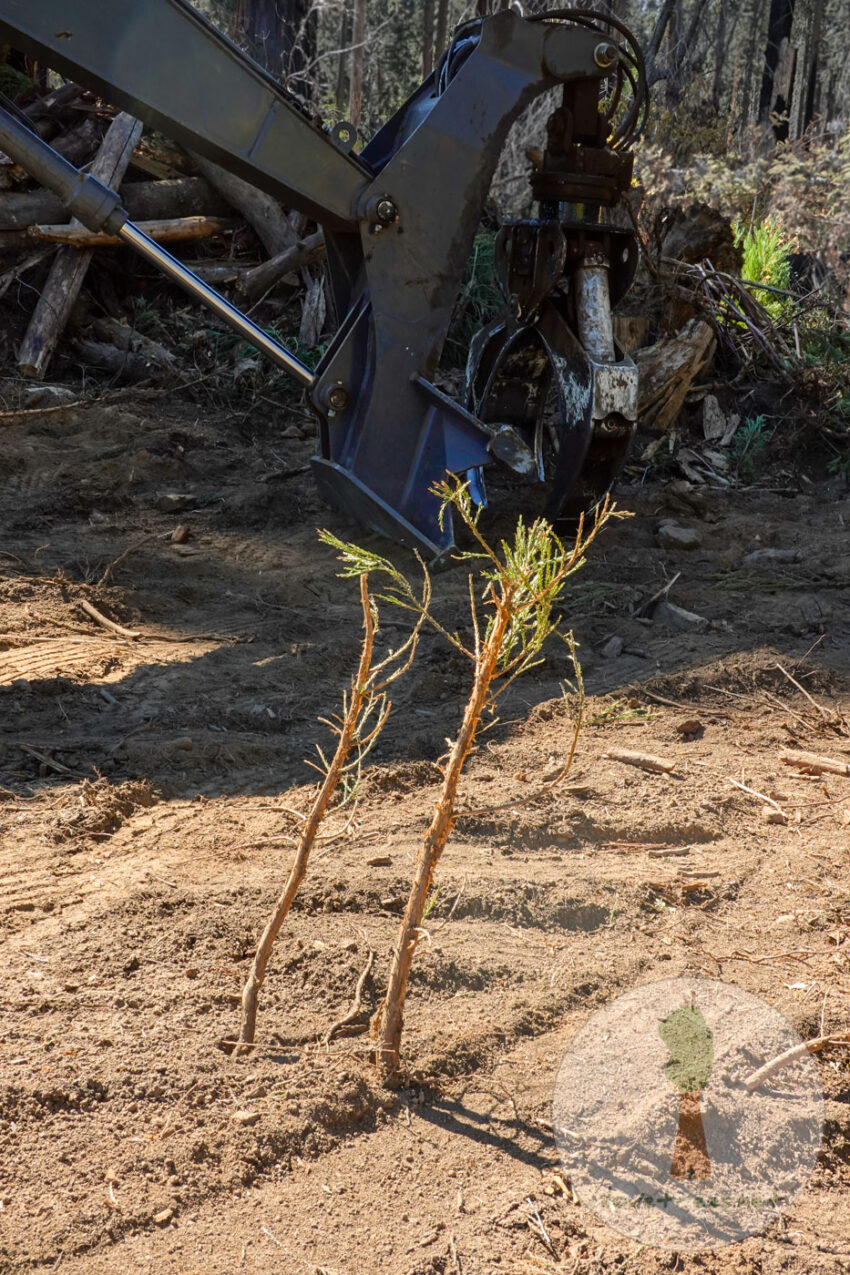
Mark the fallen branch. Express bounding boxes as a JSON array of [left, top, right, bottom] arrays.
[[744, 1032, 850, 1091], [0, 399, 88, 425], [19, 743, 77, 775], [0, 176, 230, 230], [27, 214, 236, 248], [779, 749, 850, 777], [79, 598, 141, 639], [604, 749, 677, 774], [72, 338, 175, 384], [775, 663, 837, 724], [188, 152, 297, 256], [236, 230, 325, 302]]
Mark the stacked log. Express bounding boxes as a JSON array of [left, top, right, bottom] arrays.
[[0, 81, 326, 383]]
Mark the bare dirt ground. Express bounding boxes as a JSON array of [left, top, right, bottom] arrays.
[[1, 393, 849, 1274]]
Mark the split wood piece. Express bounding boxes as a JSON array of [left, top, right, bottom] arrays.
[[324, 950, 376, 1043], [91, 316, 176, 373], [17, 111, 143, 380], [635, 319, 716, 432], [73, 339, 174, 384], [612, 314, 651, 354], [50, 115, 104, 166], [236, 230, 326, 302], [0, 176, 230, 231], [19, 743, 76, 776], [188, 152, 298, 257], [23, 83, 84, 123], [79, 598, 141, 639], [129, 137, 194, 180], [744, 1032, 850, 1092], [779, 750, 850, 777], [603, 749, 677, 774], [27, 214, 236, 248]]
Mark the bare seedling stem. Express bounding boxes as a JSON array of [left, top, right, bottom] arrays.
[[238, 576, 375, 1049], [373, 481, 617, 1077], [376, 593, 509, 1075], [238, 540, 429, 1051]]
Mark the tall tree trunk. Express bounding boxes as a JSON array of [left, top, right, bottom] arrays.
[[664, 0, 683, 105], [422, 0, 436, 79], [739, 0, 767, 128], [335, 1, 351, 117], [758, 0, 796, 122], [798, 0, 824, 134], [645, 0, 677, 85], [435, 0, 450, 63], [349, 0, 366, 129], [712, 0, 729, 110], [238, 0, 315, 95]]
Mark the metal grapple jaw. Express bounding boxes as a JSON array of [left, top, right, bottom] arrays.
[[309, 8, 648, 556], [464, 220, 640, 525], [463, 31, 646, 527]]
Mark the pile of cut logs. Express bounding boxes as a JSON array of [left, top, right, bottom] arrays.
[[0, 85, 326, 382]]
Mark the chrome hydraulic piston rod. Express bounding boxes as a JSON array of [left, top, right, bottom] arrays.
[[0, 104, 314, 389]]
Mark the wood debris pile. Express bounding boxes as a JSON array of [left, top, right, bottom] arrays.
[[0, 83, 326, 385]]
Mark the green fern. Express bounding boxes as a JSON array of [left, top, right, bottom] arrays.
[[733, 215, 794, 317]]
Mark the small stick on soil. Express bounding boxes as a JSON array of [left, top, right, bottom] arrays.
[[632, 570, 681, 617], [604, 749, 677, 774], [729, 777, 789, 817], [0, 400, 89, 425], [627, 685, 729, 719], [525, 1197, 558, 1259], [774, 664, 834, 723], [79, 599, 141, 639], [779, 749, 850, 777], [744, 1032, 850, 1091], [98, 535, 157, 586], [325, 950, 376, 1044]]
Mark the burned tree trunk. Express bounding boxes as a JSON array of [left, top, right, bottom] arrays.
[[348, 0, 366, 129], [422, 0, 435, 80], [796, 0, 824, 136], [758, 0, 796, 128], [236, 0, 315, 95]]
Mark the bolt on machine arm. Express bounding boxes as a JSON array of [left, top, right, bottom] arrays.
[[0, 1, 647, 558]]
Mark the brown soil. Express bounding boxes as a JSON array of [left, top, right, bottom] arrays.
[[1, 395, 849, 1274]]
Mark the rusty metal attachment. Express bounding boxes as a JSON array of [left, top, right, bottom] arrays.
[[464, 7, 647, 523]]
